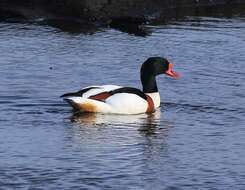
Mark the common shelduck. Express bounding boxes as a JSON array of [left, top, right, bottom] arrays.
[[61, 57, 179, 114]]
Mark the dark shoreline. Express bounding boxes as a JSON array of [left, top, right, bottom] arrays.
[[1, 0, 245, 35], [1, 0, 245, 23]]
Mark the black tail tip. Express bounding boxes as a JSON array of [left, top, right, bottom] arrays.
[[60, 93, 72, 98], [60, 92, 80, 98]]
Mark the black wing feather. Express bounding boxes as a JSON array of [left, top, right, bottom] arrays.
[[109, 87, 147, 100], [60, 87, 99, 98]]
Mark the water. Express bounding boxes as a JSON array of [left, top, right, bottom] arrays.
[[0, 17, 245, 189]]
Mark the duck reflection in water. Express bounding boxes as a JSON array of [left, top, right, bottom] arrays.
[[70, 108, 171, 136]]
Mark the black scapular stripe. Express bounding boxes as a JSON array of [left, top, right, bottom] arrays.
[[60, 87, 99, 98], [109, 87, 147, 100]]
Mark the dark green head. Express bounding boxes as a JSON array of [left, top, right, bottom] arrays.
[[140, 57, 179, 93]]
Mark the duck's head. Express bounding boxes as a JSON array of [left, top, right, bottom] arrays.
[[141, 57, 179, 78], [141, 57, 180, 93]]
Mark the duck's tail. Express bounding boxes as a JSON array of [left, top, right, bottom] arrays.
[[62, 96, 112, 113]]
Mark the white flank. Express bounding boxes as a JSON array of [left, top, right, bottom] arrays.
[[105, 93, 148, 114]]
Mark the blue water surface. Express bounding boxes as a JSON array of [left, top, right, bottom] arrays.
[[0, 17, 245, 189]]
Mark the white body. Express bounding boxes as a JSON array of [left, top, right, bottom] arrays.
[[63, 85, 161, 115]]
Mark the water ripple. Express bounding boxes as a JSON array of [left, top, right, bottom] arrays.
[[0, 16, 245, 189]]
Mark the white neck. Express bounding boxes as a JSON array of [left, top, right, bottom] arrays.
[[145, 92, 160, 108]]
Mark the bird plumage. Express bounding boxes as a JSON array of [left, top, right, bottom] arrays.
[[61, 57, 179, 114]]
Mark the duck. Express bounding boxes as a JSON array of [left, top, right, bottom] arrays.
[[61, 57, 179, 114]]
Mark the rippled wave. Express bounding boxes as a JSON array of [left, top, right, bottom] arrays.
[[0, 17, 245, 189]]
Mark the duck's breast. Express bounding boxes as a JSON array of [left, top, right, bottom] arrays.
[[145, 92, 160, 108]]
